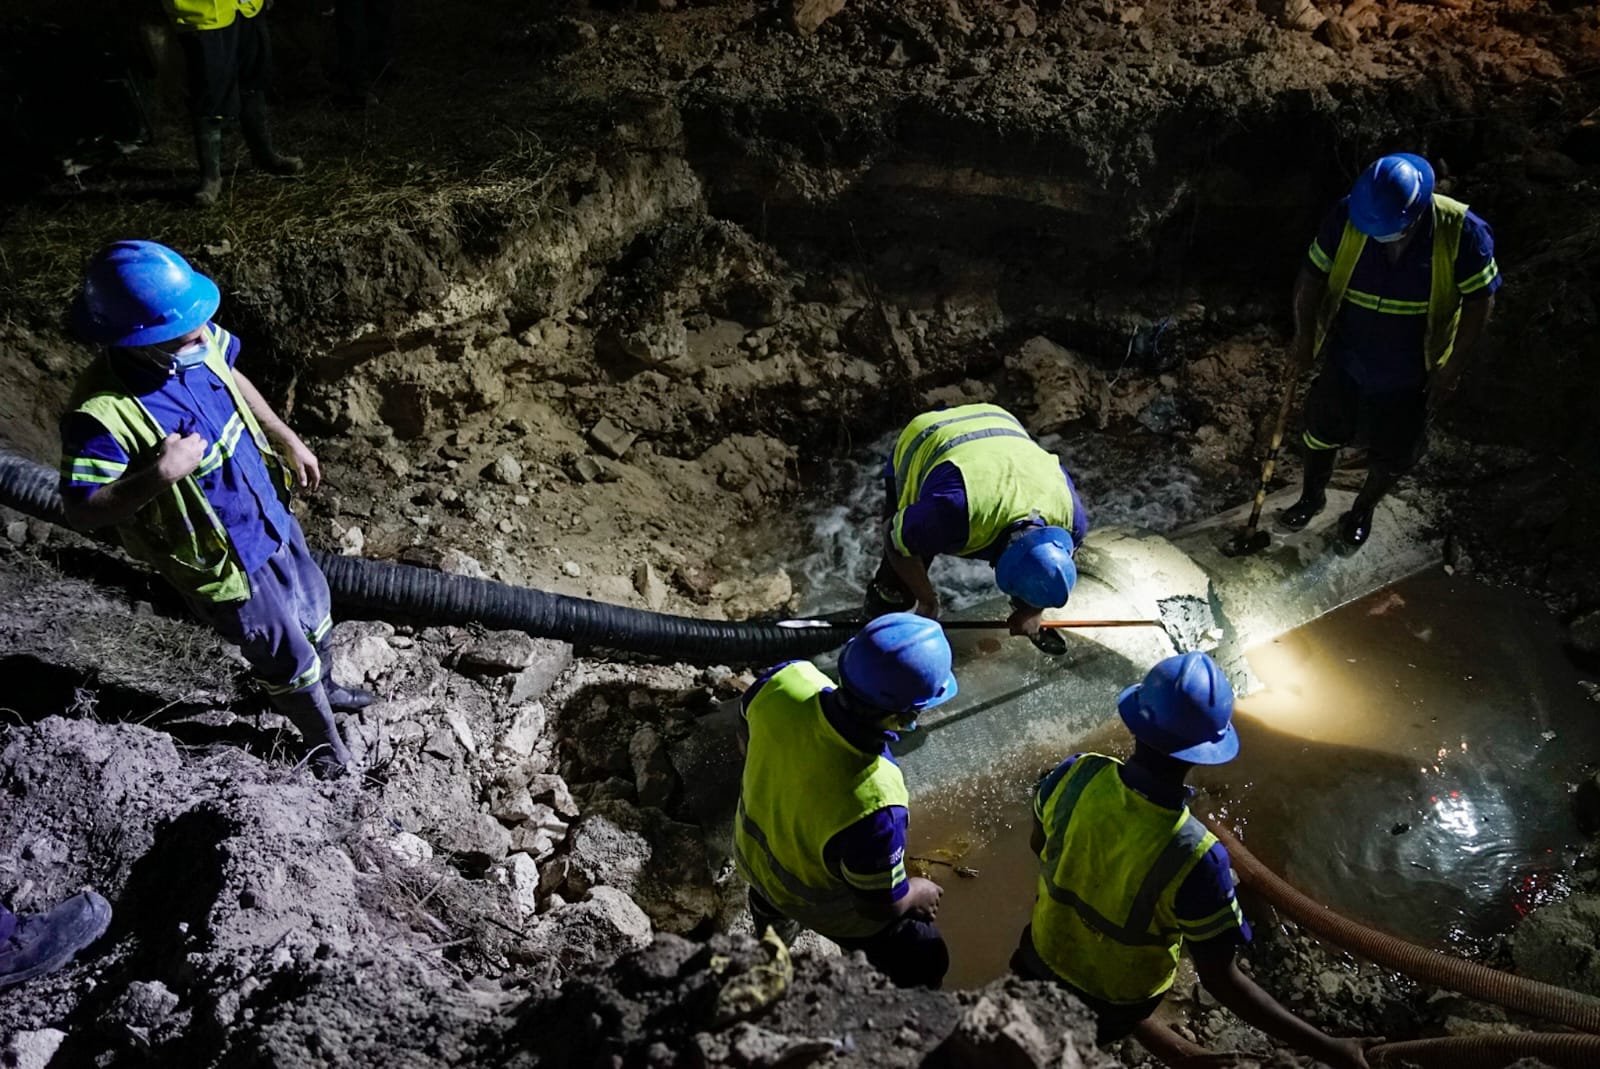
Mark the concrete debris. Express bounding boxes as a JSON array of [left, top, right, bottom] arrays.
[[1281, 0, 1326, 32], [509, 804, 571, 860], [440, 548, 489, 578], [111, 979, 181, 1043], [529, 772, 581, 819], [446, 709, 478, 756], [634, 561, 670, 611], [338, 524, 366, 556], [440, 811, 513, 872], [1, 1029, 67, 1069], [589, 417, 638, 460], [500, 702, 548, 757], [786, 0, 847, 37], [460, 630, 541, 675], [424, 725, 461, 761], [5, 520, 27, 546]]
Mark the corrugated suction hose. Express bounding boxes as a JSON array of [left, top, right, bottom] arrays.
[[1367, 1033, 1600, 1068], [1203, 817, 1600, 1035], [0, 446, 856, 664]]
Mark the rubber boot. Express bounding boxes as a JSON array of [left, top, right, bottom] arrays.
[[863, 558, 917, 620], [317, 642, 375, 713], [274, 688, 352, 779], [239, 92, 303, 176], [1280, 448, 1336, 531], [0, 891, 113, 991], [1339, 466, 1395, 549], [192, 115, 223, 206]]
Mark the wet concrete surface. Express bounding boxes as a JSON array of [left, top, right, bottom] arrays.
[[910, 570, 1600, 989]]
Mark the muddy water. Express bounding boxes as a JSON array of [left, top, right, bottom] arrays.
[[909, 571, 1600, 989]]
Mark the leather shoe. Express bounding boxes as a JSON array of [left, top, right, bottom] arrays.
[[1338, 506, 1374, 548], [325, 684, 376, 712], [1279, 494, 1325, 531]]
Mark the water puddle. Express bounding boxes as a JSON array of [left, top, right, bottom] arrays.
[[908, 570, 1600, 989]]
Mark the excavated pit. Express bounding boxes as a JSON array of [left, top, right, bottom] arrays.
[[3, 1, 1600, 1066]]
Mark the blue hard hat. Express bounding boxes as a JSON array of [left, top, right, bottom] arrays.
[[70, 240, 221, 348], [1118, 651, 1238, 765], [995, 526, 1078, 610], [1348, 153, 1434, 241], [839, 612, 957, 714]]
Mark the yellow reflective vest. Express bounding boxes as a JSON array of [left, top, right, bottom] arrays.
[[1030, 754, 1222, 1005], [62, 324, 290, 604], [1313, 194, 1470, 372], [889, 403, 1076, 557], [733, 662, 909, 940], [163, 0, 265, 33]]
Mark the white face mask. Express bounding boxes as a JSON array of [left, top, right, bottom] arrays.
[[126, 337, 207, 373], [1373, 227, 1410, 244], [169, 338, 209, 367]]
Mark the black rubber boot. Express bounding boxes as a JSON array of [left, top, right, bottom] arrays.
[[240, 92, 304, 176], [192, 115, 223, 206], [274, 689, 352, 779], [863, 559, 916, 620], [317, 642, 376, 713], [1280, 448, 1337, 531], [1339, 467, 1395, 550], [0, 890, 113, 990]]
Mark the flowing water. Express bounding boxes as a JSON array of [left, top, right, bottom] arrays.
[[907, 570, 1600, 989]]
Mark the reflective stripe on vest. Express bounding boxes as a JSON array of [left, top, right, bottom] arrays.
[[1314, 194, 1469, 373], [733, 662, 909, 940], [64, 324, 288, 604], [162, 0, 265, 33], [890, 403, 1076, 557], [1030, 754, 1216, 1005]]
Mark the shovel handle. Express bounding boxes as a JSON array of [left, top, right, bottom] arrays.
[[932, 619, 1164, 630]]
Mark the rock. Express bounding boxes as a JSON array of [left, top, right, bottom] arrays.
[[589, 417, 638, 460], [724, 1022, 838, 1068], [842, 304, 916, 372], [572, 456, 608, 484], [634, 561, 669, 611], [564, 800, 718, 934], [506, 640, 572, 704], [440, 549, 488, 578], [509, 803, 570, 860], [423, 726, 459, 761], [1010, 4, 1038, 38], [1281, 0, 1325, 32], [445, 710, 477, 756], [1512, 894, 1600, 995], [461, 630, 540, 675], [629, 725, 678, 809], [562, 560, 583, 578], [786, 0, 847, 36], [113, 979, 181, 1037], [439, 811, 513, 872], [500, 702, 547, 757], [1570, 610, 1600, 656], [1320, 16, 1360, 51], [2, 1029, 67, 1069], [384, 831, 435, 866], [516, 886, 652, 971], [7, 519, 31, 545], [1006, 336, 1109, 433], [529, 773, 581, 819], [939, 991, 1085, 1069], [711, 570, 794, 620], [489, 454, 523, 485], [337, 524, 365, 556], [328, 620, 399, 684], [500, 852, 541, 922]]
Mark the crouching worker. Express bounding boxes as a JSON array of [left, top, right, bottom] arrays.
[[865, 403, 1087, 654], [58, 241, 372, 780], [734, 613, 955, 988], [1014, 652, 1375, 1068]]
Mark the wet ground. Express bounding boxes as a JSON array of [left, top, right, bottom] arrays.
[[910, 570, 1600, 990]]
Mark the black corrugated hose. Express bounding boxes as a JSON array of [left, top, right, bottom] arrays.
[[0, 446, 856, 664]]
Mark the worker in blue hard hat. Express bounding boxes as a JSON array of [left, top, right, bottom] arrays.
[[1283, 152, 1501, 549], [1014, 652, 1375, 1068], [734, 613, 956, 988], [864, 403, 1089, 652], [57, 241, 372, 780]]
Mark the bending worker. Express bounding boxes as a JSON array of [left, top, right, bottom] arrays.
[[865, 402, 1087, 652], [58, 241, 372, 780], [1015, 652, 1373, 1069], [1282, 152, 1500, 548], [734, 613, 955, 988]]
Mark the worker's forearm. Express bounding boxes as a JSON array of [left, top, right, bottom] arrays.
[[1451, 297, 1493, 364], [231, 370, 291, 437], [1207, 962, 1345, 1062], [63, 464, 170, 531], [884, 546, 939, 607]]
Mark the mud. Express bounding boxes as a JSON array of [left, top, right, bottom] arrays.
[[2, 0, 1599, 1065]]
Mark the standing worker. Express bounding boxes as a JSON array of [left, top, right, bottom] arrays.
[[1014, 652, 1374, 1068], [864, 403, 1088, 651], [1281, 153, 1500, 548], [734, 613, 955, 988], [162, 0, 303, 205], [58, 240, 372, 779]]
